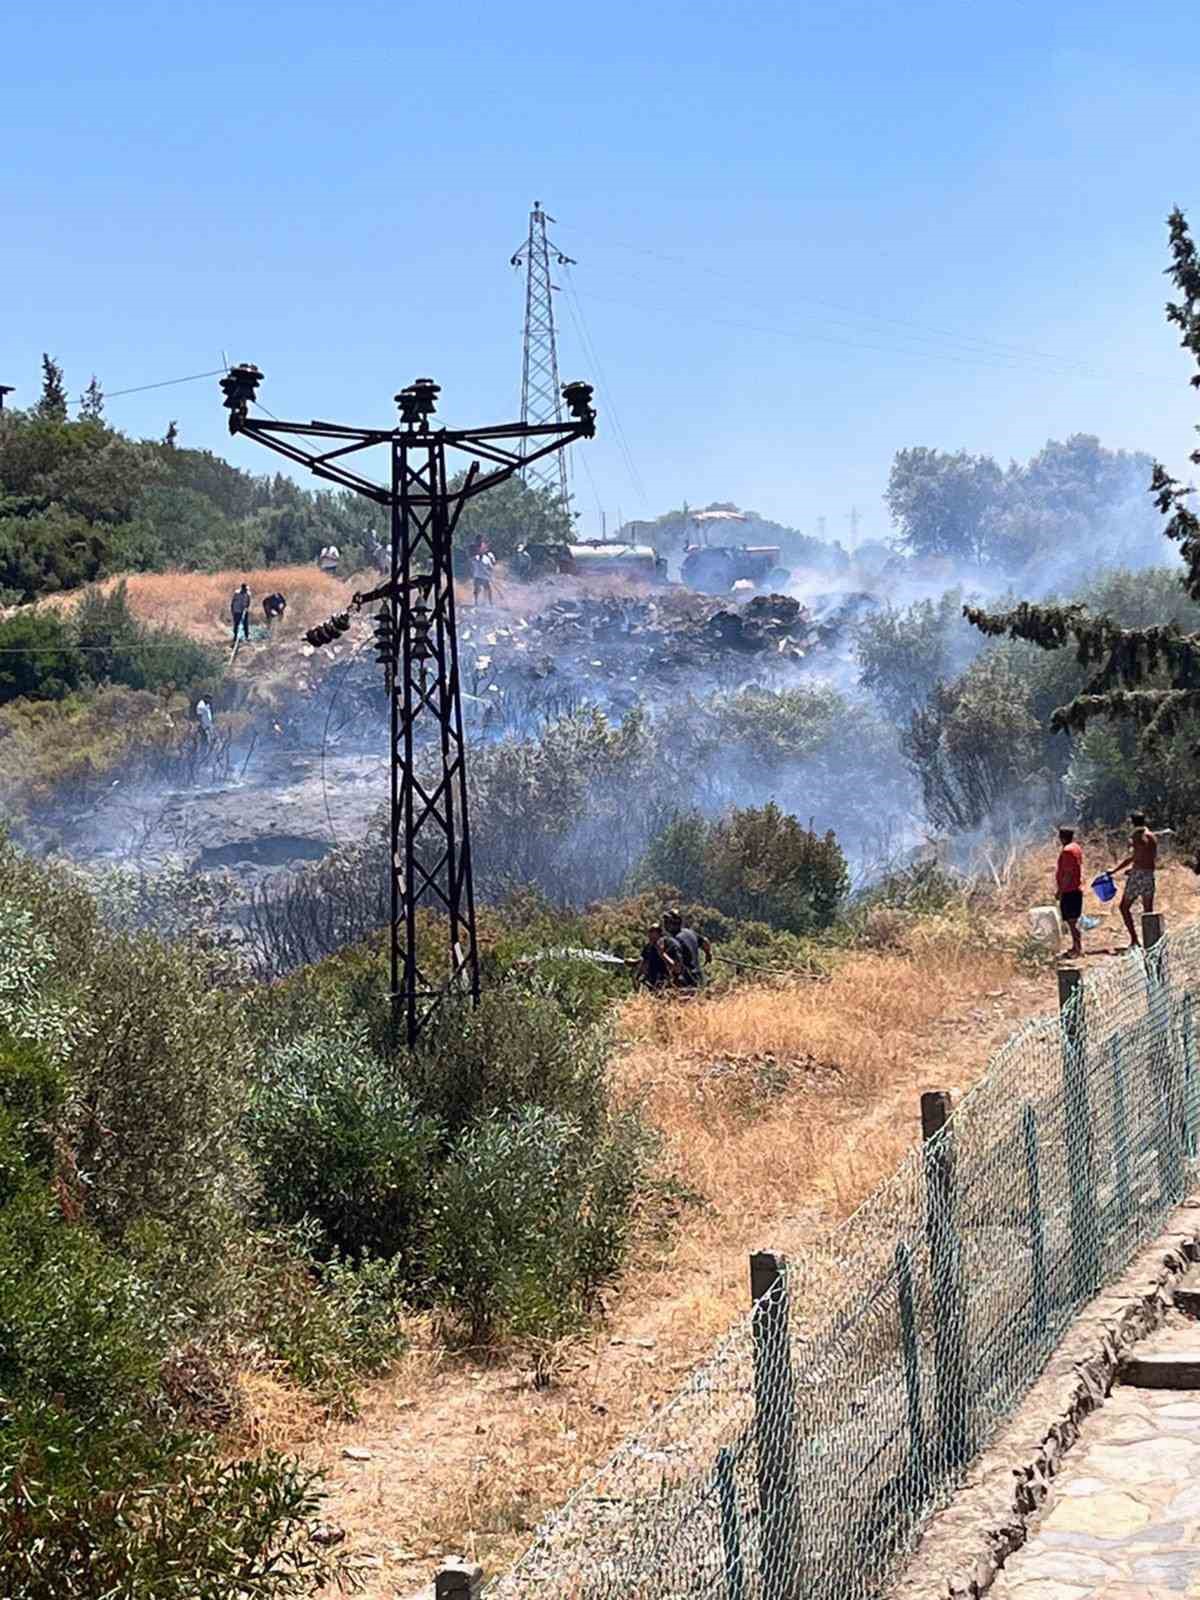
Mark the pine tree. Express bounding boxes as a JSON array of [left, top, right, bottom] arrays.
[[78, 375, 104, 421], [163, 419, 179, 448], [35, 354, 68, 422], [966, 210, 1200, 754]]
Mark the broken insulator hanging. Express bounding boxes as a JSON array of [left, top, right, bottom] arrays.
[[411, 600, 435, 663], [372, 605, 396, 666], [305, 611, 351, 648]]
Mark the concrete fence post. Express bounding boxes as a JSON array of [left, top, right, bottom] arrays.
[[1111, 1036, 1132, 1228], [921, 1090, 968, 1473], [715, 1445, 746, 1600], [1183, 992, 1197, 1161], [1143, 912, 1166, 951], [1058, 968, 1099, 1300], [436, 1561, 484, 1600], [749, 1250, 800, 1600], [1021, 1102, 1048, 1341], [1142, 913, 1183, 1202], [895, 1239, 927, 1494]]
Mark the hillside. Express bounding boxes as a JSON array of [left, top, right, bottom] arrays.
[[283, 838, 1198, 1595]]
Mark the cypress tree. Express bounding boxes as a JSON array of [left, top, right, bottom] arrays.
[[35, 353, 68, 422]]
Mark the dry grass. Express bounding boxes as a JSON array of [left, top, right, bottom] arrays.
[[304, 848, 1198, 1593], [37, 566, 359, 644], [614, 926, 1012, 1236], [302, 906, 1071, 1594]]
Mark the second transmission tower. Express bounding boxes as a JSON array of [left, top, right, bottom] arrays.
[[511, 201, 575, 507]]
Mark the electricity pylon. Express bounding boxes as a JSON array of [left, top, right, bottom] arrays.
[[510, 201, 575, 506], [220, 364, 596, 1048]]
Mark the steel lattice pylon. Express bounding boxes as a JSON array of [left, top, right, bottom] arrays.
[[220, 365, 596, 1047], [511, 201, 575, 506]]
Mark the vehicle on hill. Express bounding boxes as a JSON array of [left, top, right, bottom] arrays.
[[514, 538, 667, 583], [680, 510, 791, 594]]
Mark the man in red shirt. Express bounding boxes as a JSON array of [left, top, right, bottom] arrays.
[[1056, 826, 1084, 958]]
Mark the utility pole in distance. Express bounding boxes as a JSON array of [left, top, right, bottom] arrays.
[[511, 201, 574, 508], [0, 386, 13, 411], [220, 365, 596, 1048]]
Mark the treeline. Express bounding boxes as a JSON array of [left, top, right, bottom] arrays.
[[0, 356, 572, 604], [623, 434, 1164, 585], [0, 581, 219, 707], [885, 433, 1163, 575], [853, 567, 1200, 833]]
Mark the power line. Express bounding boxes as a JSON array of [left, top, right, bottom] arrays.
[[567, 282, 1154, 383], [100, 367, 228, 402], [561, 267, 650, 513], [565, 229, 1145, 382], [0, 638, 279, 655]]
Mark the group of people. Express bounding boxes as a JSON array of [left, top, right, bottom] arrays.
[[634, 909, 713, 993], [1056, 812, 1159, 957], [230, 583, 288, 643]]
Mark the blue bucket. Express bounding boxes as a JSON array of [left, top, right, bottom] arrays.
[[1092, 872, 1117, 904]]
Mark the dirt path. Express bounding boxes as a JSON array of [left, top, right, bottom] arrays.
[[284, 870, 1195, 1596]]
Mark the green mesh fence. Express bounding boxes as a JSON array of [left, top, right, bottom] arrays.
[[485, 925, 1200, 1599]]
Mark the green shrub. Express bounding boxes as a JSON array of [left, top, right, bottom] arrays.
[[66, 932, 252, 1241], [0, 1033, 67, 1204], [0, 610, 83, 705], [0, 895, 89, 1059], [73, 580, 219, 696], [0, 1410, 333, 1600], [250, 1242, 410, 1408], [639, 811, 709, 904], [245, 1024, 438, 1265], [0, 1189, 164, 1415], [640, 803, 850, 934], [903, 651, 1045, 832], [425, 1105, 649, 1341], [407, 988, 611, 1140]]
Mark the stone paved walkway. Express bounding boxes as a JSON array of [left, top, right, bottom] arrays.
[[991, 1316, 1200, 1599]]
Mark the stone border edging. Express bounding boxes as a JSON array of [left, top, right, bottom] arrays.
[[891, 1199, 1200, 1600]]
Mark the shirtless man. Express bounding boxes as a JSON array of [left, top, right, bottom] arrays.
[[1110, 811, 1158, 948]]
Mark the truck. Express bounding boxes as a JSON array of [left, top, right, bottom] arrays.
[[679, 508, 791, 594], [514, 538, 667, 584], [680, 543, 789, 593]]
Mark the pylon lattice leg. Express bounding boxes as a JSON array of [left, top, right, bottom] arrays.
[[390, 438, 480, 1046]]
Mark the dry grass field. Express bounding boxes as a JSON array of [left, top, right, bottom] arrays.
[[36, 566, 358, 643], [270, 841, 1198, 1596]]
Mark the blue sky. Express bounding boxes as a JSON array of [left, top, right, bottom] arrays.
[[4, 0, 1198, 543]]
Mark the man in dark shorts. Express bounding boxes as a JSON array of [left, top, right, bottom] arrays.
[[664, 908, 711, 990], [1110, 811, 1159, 949], [1056, 826, 1084, 958], [634, 923, 679, 992]]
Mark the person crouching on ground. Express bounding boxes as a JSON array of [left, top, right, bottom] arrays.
[[1110, 811, 1158, 949], [263, 592, 287, 629], [1055, 826, 1084, 959], [633, 923, 679, 992]]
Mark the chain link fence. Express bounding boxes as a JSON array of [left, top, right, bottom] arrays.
[[484, 922, 1200, 1599]]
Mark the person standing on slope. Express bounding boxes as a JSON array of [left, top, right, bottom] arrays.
[[664, 907, 712, 990], [230, 582, 252, 644], [1055, 826, 1084, 959], [1110, 812, 1158, 949]]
